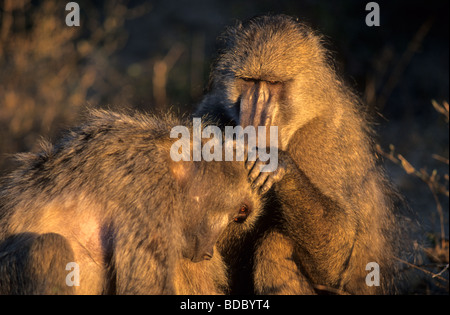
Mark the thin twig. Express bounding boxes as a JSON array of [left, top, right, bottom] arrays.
[[376, 145, 449, 198], [433, 264, 449, 279], [432, 154, 449, 165], [395, 257, 448, 283], [377, 144, 449, 247], [431, 100, 449, 123], [427, 180, 446, 249]]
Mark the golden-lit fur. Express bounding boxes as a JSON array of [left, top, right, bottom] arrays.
[[0, 110, 262, 294], [196, 14, 414, 294]]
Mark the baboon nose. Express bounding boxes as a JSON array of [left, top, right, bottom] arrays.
[[203, 253, 213, 260], [191, 248, 214, 262], [203, 248, 214, 260], [191, 252, 213, 263]]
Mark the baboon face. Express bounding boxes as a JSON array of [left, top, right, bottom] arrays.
[[181, 201, 255, 263], [211, 15, 324, 148], [178, 161, 261, 263]]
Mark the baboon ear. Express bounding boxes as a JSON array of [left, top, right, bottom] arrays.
[[164, 132, 195, 188], [169, 160, 196, 188]]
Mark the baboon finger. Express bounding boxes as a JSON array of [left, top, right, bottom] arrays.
[[251, 172, 270, 191], [248, 159, 265, 182], [244, 146, 258, 171], [259, 175, 275, 194], [245, 158, 257, 171]]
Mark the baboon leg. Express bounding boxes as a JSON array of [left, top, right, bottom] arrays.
[[253, 231, 315, 295], [25, 233, 77, 294], [0, 233, 37, 294], [0, 232, 76, 294]]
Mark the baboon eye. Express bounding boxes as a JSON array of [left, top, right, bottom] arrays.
[[239, 77, 258, 85], [233, 204, 250, 223]]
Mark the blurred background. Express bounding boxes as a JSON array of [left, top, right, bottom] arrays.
[[0, 0, 448, 294]]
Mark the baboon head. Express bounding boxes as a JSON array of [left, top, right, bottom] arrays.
[[207, 14, 329, 149], [170, 159, 262, 263]]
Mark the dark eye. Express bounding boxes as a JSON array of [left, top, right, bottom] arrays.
[[239, 77, 258, 85], [233, 204, 250, 223]]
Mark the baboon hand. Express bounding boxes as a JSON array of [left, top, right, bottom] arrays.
[[245, 149, 293, 195]]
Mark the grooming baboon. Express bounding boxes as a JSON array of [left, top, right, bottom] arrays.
[[196, 14, 412, 294], [0, 110, 262, 294]]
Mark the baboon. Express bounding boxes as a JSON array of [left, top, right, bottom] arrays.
[[0, 109, 263, 294], [195, 14, 412, 294]]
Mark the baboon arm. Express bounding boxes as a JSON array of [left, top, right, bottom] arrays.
[[114, 234, 176, 295], [275, 165, 357, 288], [253, 230, 316, 295]]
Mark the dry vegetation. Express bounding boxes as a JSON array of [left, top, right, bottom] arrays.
[[376, 101, 449, 294], [0, 0, 150, 172]]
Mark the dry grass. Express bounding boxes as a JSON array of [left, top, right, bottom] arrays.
[[0, 0, 149, 172], [376, 100, 449, 294]]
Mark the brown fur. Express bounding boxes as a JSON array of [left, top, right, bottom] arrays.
[[196, 14, 413, 294], [0, 109, 263, 294]]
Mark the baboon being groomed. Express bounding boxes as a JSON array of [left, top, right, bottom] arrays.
[[195, 14, 413, 294], [0, 109, 263, 295]]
